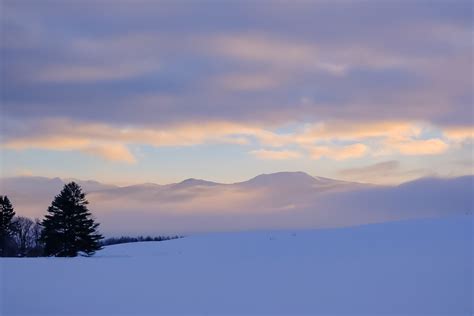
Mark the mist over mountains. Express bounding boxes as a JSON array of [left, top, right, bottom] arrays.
[[1, 172, 472, 236]]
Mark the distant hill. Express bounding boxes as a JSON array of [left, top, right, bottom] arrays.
[[0, 172, 472, 235]]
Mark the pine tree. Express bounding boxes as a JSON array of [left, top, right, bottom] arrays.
[[0, 196, 16, 256], [41, 182, 103, 257]]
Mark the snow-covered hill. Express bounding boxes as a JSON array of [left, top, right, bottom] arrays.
[[1, 173, 472, 235], [2, 216, 472, 315]]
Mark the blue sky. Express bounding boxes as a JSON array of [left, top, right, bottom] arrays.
[[1, 0, 472, 185]]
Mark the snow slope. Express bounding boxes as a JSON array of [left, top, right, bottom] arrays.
[[1, 215, 472, 315]]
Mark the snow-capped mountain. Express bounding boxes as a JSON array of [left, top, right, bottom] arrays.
[[1, 173, 472, 235]]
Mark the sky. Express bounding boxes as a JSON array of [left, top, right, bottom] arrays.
[[1, 0, 473, 185]]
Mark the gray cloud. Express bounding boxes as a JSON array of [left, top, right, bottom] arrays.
[[339, 161, 401, 176], [338, 160, 437, 184], [1, 0, 472, 129]]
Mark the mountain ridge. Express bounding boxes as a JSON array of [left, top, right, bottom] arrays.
[[1, 173, 471, 235], [1, 171, 356, 190]]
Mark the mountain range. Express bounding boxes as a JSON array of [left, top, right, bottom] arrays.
[[1, 172, 472, 235]]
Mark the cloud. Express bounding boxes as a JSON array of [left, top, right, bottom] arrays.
[[4, 136, 91, 150], [250, 149, 302, 160], [4, 135, 136, 164], [83, 144, 136, 163], [35, 61, 160, 83], [216, 72, 283, 91], [294, 121, 422, 144], [208, 34, 409, 76], [308, 143, 367, 160], [1, 118, 464, 162], [388, 138, 449, 155], [2, 119, 261, 162], [0, 0, 472, 193], [338, 160, 435, 184], [443, 127, 473, 142], [2, 0, 472, 128], [210, 34, 327, 70], [340, 160, 400, 176]]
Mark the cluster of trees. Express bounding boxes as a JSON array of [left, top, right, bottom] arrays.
[[0, 196, 42, 256], [1, 196, 44, 257], [1, 182, 102, 257], [101, 235, 181, 246], [1, 182, 181, 257], [0, 207, 44, 257]]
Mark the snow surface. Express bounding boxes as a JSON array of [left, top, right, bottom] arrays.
[[1, 216, 473, 315]]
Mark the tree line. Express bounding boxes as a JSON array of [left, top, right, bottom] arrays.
[[101, 235, 181, 247], [1, 182, 178, 257], [0, 196, 44, 257]]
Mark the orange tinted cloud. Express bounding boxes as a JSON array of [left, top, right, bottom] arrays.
[[295, 121, 422, 144], [4, 136, 91, 150], [4, 135, 135, 163], [443, 127, 473, 141], [388, 138, 448, 155], [2, 119, 460, 162], [83, 144, 136, 163], [250, 149, 302, 160], [309, 143, 367, 160]]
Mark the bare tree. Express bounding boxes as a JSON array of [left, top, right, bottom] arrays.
[[12, 217, 34, 256], [31, 218, 43, 247], [11, 217, 43, 256]]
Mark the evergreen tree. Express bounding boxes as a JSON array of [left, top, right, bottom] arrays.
[[41, 182, 103, 257], [0, 196, 16, 256]]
